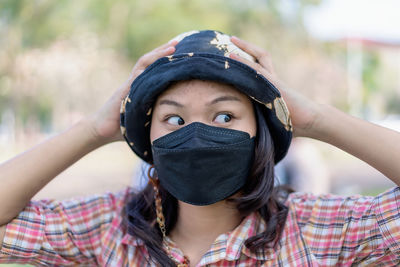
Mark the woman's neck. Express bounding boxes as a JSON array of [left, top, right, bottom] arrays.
[[169, 200, 242, 250]]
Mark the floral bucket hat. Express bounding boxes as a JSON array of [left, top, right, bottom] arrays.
[[120, 30, 292, 163]]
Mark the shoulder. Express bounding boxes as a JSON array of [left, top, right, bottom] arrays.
[[28, 186, 136, 217], [0, 187, 137, 265], [282, 188, 400, 265], [285, 186, 400, 226]]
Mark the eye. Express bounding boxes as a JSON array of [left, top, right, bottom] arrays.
[[167, 115, 185, 125], [214, 113, 232, 124]]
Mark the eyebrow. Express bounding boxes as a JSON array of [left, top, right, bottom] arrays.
[[158, 99, 184, 108], [157, 95, 241, 108], [207, 95, 241, 106]]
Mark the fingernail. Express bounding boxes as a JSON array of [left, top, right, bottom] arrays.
[[168, 39, 178, 45]]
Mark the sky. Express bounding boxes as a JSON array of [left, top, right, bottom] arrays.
[[303, 0, 400, 44]]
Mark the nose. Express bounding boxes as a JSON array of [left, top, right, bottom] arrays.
[[184, 113, 215, 127]]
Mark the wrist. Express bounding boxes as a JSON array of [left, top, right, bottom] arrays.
[[304, 104, 337, 141], [77, 117, 110, 150]]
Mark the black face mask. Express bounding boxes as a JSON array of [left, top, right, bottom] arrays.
[[151, 122, 256, 206]]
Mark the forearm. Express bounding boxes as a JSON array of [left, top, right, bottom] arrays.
[[308, 104, 400, 186], [0, 119, 104, 225]]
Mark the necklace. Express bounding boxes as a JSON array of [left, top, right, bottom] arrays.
[[149, 170, 190, 266], [163, 238, 190, 267], [157, 212, 189, 266]]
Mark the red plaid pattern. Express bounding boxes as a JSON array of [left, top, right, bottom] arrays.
[[1, 187, 400, 266]]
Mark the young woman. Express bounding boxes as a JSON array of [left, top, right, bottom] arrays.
[[0, 30, 399, 266]]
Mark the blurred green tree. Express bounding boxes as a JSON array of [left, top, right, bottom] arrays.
[[1, 0, 359, 142]]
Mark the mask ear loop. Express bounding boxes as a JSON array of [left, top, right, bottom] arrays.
[[148, 165, 166, 238]]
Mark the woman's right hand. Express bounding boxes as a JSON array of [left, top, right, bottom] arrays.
[[87, 40, 178, 145], [0, 40, 178, 229]]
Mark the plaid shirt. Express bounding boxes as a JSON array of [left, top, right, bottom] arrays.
[[1, 186, 400, 266]]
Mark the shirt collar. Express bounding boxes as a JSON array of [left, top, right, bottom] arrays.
[[122, 211, 278, 263], [121, 233, 144, 246], [224, 212, 277, 261]]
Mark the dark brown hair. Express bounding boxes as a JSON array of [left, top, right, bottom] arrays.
[[123, 103, 291, 266]]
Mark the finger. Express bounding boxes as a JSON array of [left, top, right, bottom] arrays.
[[153, 39, 179, 52], [130, 46, 176, 79], [116, 43, 178, 100], [230, 52, 281, 88], [124, 42, 177, 92], [229, 52, 268, 76], [140, 46, 176, 67], [231, 36, 274, 72], [231, 36, 267, 61]]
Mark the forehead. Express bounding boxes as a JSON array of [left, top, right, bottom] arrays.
[[155, 79, 249, 101]]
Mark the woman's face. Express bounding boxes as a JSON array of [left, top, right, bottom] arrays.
[[150, 80, 257, 142]]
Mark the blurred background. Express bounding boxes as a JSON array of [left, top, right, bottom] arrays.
[[0, 0, 399, 265], [0, 0, 399, 235]]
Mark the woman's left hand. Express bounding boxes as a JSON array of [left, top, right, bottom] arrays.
[[231, 36, 400, 186], [230, 36, 320, 138]]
